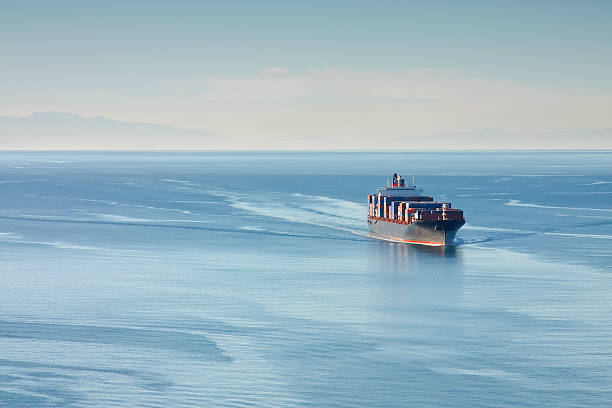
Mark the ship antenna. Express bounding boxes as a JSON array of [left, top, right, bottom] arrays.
[[412, 175, 415, 185], [386, 177, 390, 187]]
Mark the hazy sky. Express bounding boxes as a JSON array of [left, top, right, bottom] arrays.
[[1, 0, 611, 149]]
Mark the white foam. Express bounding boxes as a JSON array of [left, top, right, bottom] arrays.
[[165, 200, 218, 204], [212, 189, 367, 234], [159, 219, 208, 224], [465, 223, 612, 241], [19, 214, 75, 219], [0, 236, 104, 251], [459, 192, 514, 197], [239, 226, 265, 232], [90, 213, 154, 223], [162, 179, 197, 186], [79, 198, 115, 204], [462, 224, 532, 234], [544, 232, 612, 240], [585, 181, 612, 185], [88, 213, 206, 224], [79, 198, 196, 215], [430, 366, 512, 379], [0, 179, 44, 184], [506, 199, 612, 212], [47, 242, 104, 250]]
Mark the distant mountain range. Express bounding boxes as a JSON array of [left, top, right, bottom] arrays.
[[0, 112, 224, 149], [420, 128, 612, 150], [0, 112, 610, 149]]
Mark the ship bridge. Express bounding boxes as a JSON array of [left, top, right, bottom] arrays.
[[376, 173, 424, 197]]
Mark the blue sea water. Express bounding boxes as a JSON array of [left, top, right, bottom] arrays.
[[0, 151, 611, 407]]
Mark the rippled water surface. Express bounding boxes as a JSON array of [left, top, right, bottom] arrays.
[[1, 151, 611, 407]]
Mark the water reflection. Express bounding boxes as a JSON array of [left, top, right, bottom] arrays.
[[368, 240, 463, 274], [367, 240, 465, 311]]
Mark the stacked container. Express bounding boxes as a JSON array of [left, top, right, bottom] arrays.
[[393, 201, 400, 220], [383, 196, 388, 218], [367, 195, 375, 217]]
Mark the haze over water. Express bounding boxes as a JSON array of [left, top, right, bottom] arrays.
[[1, 151, 611, 407]]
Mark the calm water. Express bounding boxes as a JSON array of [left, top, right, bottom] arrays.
[[0, 151, 611, 407]]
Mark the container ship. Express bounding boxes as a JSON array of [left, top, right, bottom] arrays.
[[367, 173, 465, 246]]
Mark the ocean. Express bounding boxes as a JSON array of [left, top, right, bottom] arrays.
[[0, 151, 611, 407]]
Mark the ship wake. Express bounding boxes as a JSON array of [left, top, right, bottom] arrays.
[[210, 189, 369, 237]]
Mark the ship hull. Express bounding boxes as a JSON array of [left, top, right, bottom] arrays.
[[368, 218, 465, 246]]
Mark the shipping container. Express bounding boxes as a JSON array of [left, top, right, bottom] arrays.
[[383, 197, 388, 218], [406, 202, 448, 209], [390, 201, 401, 220]]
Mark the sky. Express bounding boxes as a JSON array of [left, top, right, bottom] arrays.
[[1, 0, 611, 149]]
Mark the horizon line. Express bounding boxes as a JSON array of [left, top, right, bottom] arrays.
[[1, 148, 611, 153]]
